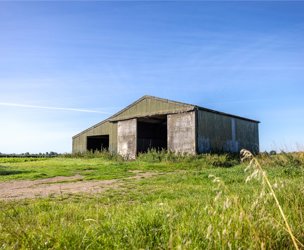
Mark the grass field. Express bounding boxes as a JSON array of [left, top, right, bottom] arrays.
[[0, 151, 303, 249]]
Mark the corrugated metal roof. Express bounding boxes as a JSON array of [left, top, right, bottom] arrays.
[[73, 95, 259, 138], [195, 107, 260, 124], [108, 95, 195, 122]]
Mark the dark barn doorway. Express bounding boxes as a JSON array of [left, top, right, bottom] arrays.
[[137, 115, 167, 153], [87, 135, 109, 152]]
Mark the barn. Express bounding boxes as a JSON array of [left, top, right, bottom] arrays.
[[72, 95, 259, 158]]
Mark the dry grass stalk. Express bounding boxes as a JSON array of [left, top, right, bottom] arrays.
[[240, 149, 300, 250]]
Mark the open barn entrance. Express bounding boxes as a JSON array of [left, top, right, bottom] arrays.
[[137, 115, 167, 153], [87, 135, 109, 152]]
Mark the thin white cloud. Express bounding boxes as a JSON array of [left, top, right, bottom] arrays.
[[0, 102, 111, 114]]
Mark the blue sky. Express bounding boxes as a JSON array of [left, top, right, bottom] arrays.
[[0, 2, 303, 153]]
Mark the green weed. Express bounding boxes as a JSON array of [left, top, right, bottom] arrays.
[[0, 151, 303, 249]]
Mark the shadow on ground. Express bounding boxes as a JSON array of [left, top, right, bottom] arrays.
[[0, 166, 31, 176]]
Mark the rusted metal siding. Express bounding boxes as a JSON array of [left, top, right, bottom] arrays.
[[168, 111, 196, 154], [117, 119, 137, 159], [109, 96, 194, 122], [197, 110, 259, 153], [72, 121, 117, 153]]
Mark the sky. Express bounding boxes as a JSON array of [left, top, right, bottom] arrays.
[[0, 1, 303, 153]]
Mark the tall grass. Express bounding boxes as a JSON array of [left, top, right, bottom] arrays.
[[0, 150, 303, 249], [62, 150, 124, 161], [241, 149, 301, 249]]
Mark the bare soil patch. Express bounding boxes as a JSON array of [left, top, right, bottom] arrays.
[[0, 171, 158, 200]]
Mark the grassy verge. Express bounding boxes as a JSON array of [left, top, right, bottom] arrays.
[[0, 151, 303, 249]]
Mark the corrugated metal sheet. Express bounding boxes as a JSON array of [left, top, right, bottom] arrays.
[[197, 110, 233, 153], [72, 95, 260, 154], [108, 95, 194, 122], [235, 118, 259, 153], [197, 110, 259, 153], [72, 121, 117, 153]]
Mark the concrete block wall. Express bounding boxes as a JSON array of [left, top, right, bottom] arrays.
[[167, 111, 196, 154], [117, 118, 137, 159]]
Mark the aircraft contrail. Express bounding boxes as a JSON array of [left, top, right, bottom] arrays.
[[0, 102, 111, 114]]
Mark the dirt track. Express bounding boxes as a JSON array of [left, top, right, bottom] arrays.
[[0, 171, 157, 200]]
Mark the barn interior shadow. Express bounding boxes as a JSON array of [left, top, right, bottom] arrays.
[[0, 166, 31, 176]]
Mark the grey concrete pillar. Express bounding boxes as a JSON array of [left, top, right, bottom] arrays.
[[117, 118, 137, 159], [167, 111, 196, 154]]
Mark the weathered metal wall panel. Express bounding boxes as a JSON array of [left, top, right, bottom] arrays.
[[197, 110, 259, 153], [73, 96, 259, 156], [117, 119, 137, 159], [72, 136, 83, 153], [197, 110, 233, 153], [110, 96, 194, 122], [167, 111, 196, 154], [72, 121, 117, 153], [235, 119, 259, 153]]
